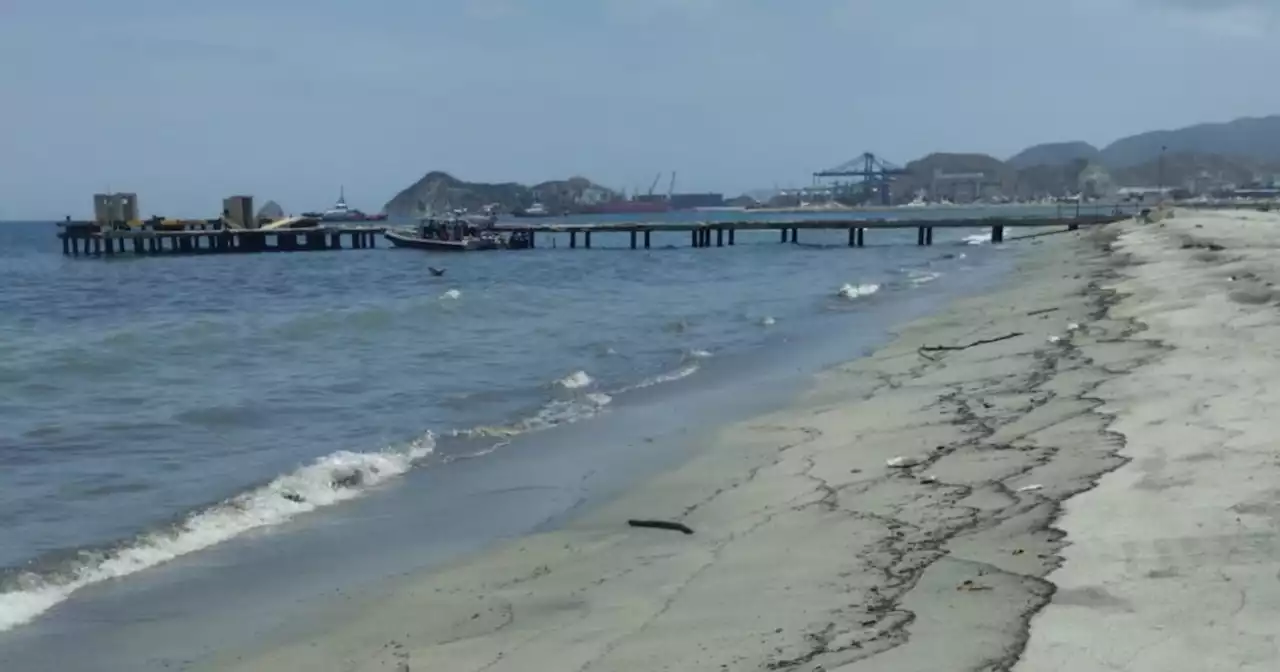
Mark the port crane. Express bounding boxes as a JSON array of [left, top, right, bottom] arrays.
[[813, 152, 909, 206], [647, 173, 662, 197]]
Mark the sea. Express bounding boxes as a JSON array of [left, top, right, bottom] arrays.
[[0, 206, 1105, 669]]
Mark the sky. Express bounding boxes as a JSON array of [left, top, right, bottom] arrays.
[[2, 0, 1279, 219]]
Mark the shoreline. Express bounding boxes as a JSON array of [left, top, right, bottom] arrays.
[[202, 222, 1145, 670]]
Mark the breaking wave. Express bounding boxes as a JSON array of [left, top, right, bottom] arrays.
[[0, 435, 436, 633], [555, 370, 593, 390], [837, 283, 881, 300]]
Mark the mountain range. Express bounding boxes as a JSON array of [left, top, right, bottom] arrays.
[[1009, 115, 1280, 170], [383, 115, 1280, 213], [383, 172, 617, 218], [874, 115, 1280, 200]]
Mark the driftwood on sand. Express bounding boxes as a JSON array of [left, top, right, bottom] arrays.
[[917, 332, 1025, 361], [628, 519, 695, 535]]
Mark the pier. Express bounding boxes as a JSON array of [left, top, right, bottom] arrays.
[[57, 213, 1132, 260], [58, 221, 384, 258], [492, 213, 1128, 250]]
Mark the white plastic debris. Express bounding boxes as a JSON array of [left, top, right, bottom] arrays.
[[920, 474, 939, 484], [1017, 484, 1044, 493], [1047, 335, 1062, 344], [1066, 323, 1080, 332], [887, 456, 921, 468]]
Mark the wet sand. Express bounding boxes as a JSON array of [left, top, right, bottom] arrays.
[[206, 210, 1278, 671]]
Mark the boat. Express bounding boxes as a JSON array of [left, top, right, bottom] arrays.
[[302, 187, 389, 222], [512, 202, 553, 218], [384, 213, 531, 251]]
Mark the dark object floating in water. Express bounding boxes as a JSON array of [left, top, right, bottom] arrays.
[[429, 267, 446, 276], [628, 519, 694, 535]]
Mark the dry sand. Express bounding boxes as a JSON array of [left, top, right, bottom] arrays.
[[1017, 209, 1280, 672], [207, 209, 1280, 671]]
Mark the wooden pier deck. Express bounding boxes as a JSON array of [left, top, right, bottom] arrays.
[[492, 213, 1129, 249], [58, 222, 384, 257], [57, 212, 1131, 259]]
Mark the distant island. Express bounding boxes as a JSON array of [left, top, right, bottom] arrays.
[[383, 173, 621, 219], [382, 115, 1280, 214]]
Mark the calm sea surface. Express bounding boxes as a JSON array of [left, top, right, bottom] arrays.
[[0, 207, 1075, 658]]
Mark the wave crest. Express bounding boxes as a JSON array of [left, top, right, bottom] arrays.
[[555, 370, 593, 390], [837, 283, 881, 300], [0, 436, 435, 633]]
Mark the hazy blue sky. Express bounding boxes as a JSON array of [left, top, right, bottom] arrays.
[[2, 0, 1278, 218]]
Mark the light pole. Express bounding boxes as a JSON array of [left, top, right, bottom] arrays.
[[1158, 145, 1167, 202]]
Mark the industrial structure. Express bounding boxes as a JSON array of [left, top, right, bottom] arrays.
[[93, 193, 140, 226], [929, 169, 1002, 204], [813, 153, 909, 205], [222, 195, 256, 230]]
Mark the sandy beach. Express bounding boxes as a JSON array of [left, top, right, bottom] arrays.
[[203, 209, 1280, 671]]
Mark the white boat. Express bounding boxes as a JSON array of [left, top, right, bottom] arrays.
[[306, 187, 388, 222], [513, 202, 550, 217]]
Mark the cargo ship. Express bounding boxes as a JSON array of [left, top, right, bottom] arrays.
[[578, 197, 670, 215]]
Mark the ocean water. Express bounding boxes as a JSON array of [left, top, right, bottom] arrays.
[[0, 212, 1035, 666]]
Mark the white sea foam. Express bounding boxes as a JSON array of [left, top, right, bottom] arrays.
[[907, 271, 942, 286], [627, 364, 700, 391], [962, 233, 993, 246], [0, 435, 435, 633], [452, 390, 615, 440], [555, 370, 593, 390], [760, 316, 776, 326], [440, 289, 461, 300], [686, 348, 713, 359], [837, 283, 881, 300]]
